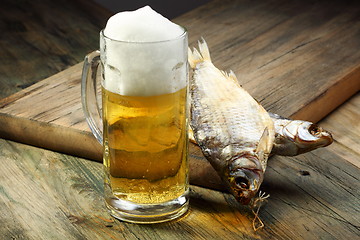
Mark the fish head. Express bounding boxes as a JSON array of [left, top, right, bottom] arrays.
[[227, 154, 264, 205], [283, 121, 333, 153]]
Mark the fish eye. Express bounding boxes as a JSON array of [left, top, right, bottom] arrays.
[[309, 124, 321, 135], [235, 177, 249, 189]]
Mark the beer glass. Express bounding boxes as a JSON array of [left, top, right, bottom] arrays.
[[81, 29, 189, 223]]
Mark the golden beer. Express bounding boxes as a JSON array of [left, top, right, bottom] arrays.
[[82, 13, 189, 222], [102, 86, 188, 204]]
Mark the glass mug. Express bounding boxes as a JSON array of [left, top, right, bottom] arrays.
[[81, 29, 189, 223]]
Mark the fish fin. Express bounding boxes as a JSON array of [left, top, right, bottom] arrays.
[[188, 127, 197, 144], [188, 38, 211, 68], [198, 37, 211, 61], [221, 70, 242, 87], [188, 47, 201, 68], [255, 127, 273, 169]]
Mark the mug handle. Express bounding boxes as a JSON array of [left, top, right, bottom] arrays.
[[81, 50, 103, 144]]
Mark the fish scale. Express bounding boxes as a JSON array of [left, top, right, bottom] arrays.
[[192, 65, 264, 146], [189, 39, 275, 204]]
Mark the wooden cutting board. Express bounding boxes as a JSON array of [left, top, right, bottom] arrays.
[[1, 0, 359, 189]]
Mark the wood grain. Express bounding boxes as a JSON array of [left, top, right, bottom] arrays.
[[0, 0, 111, 99], [178, 0, 360, 122], [320, 92, 360, 168], [1, 0, 359, 191], [1, 138, 358, 239], [0, 0, 359, 238]]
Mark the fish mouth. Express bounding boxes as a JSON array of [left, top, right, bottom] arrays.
[[228, 168, 263, 204], [228, 155, 264, 205], [295, 123, 334, 154], [287, 122, 333, 145], [307, 124, 333, 146]]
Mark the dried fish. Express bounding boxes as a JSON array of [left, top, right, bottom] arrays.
[[188, 39, 275, 204], [189, 113, 333, 156], [269, 113, 333, 156]]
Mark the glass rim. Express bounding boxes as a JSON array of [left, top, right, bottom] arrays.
[[100, 26, 187, 44]]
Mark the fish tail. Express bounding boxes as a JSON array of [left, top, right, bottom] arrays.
[[188, 38, 212, 68], [189, 37, 242, 87]]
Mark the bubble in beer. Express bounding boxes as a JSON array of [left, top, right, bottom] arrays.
[[101, 6, 187, 97]]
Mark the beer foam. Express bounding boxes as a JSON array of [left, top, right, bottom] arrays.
[[101, 6, 187, 96], [104, 6, 184, 42]]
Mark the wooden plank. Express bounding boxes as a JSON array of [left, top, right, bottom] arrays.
[[0, 0, 359, 190], [262, 148, 360, 239], [319, 92, 360, 168], [0, 1, 359, 237], [177, 0, 360, 121], [0, 0, 111, 99], [1, 138, 358, 239]]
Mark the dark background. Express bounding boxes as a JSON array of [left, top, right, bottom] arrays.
[[94, 0, 211, 19]]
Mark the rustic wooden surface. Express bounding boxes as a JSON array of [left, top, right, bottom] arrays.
[[1, 126, 359, 239], [179, 0, 360, 122], [0, 0, 111, 99], [320, 93, 360, 169], [1, 0, 360, 185], [0, 0, 359, 239]]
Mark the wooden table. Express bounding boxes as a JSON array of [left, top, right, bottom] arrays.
[[1, 0, 359, 239]]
